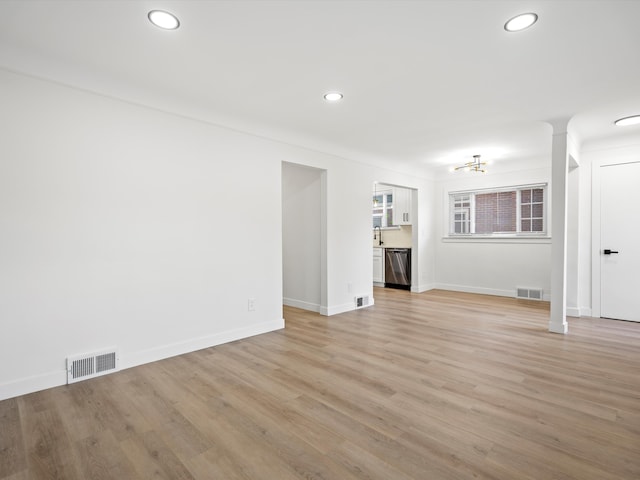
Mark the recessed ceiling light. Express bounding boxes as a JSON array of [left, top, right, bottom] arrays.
[[614, 115, 640, 127], [504, 13, 538, 32], [324, 92, 343, 102], [148, 10, 180, 30]]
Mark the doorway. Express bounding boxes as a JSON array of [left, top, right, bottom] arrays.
[[282, 162, 327, 313], [598, 161, 640, 322], [372, 182, 419, 291]]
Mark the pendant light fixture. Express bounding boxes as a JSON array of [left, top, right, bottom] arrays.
[[455, 155, 487, 173]]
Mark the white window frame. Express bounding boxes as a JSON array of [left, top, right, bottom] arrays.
[[373, 190, 395, 228], [448, 183, 547, 237], [452, 193, 472, 234]]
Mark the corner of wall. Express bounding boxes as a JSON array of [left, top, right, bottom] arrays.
[[322, 302, 356, 316], [411, 283, 435, 293]]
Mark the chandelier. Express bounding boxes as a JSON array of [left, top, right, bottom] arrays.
[[455, 155, 487, 173]]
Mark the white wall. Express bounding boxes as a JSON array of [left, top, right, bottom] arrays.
[[0, 68, 439, 400], [282, 162, 323, 312], [434, 166, 552, 299], [11, 63, 626, 399], [566, 164, 581, 316], [416, 184, 437, 292], [564, 140, 592, 318], [0, 69, 285, 399]]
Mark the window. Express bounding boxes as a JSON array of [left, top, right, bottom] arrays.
[[373, 191, 394, 228], [452, 194, 470, 234], [449, 184, 546, 236], [520, 187, 545, 233]]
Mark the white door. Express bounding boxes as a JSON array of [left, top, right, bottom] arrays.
[[600, 162, 640, 322]]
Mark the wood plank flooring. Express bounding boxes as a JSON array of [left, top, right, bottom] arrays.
[[1, 288, 639, 479]]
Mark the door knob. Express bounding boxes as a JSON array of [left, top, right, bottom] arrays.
[[603, 249, 619, 255]]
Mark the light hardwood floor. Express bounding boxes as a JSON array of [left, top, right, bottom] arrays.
[[1, 288, 639, 479]]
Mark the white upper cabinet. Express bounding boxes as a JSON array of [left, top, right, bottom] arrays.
[[393, 187, 412, 225]]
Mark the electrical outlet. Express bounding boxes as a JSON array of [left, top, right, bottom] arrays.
[[248, 298, 256, 311], [347, 282, 353, 293]]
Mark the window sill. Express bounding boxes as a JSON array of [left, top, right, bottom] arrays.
[[442, 236, 551, 244]]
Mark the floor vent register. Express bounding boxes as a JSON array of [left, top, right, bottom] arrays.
[[67, 348, 119, 384]]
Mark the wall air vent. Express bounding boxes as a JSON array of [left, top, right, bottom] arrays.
[[67, 348, 119, 384], [355, 295, 371, 309], [516, 287, 543, 301]]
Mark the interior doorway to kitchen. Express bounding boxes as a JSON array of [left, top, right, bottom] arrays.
[[282, 162, 327, 313], [372, 182, 418, 290]]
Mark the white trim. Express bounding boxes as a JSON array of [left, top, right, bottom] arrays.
[[548, 322, 568, 334], [283, 297, 320, 313], [322, 302, 354, 316], [442, 236, 551, 244], [0, 370, 67, 402], [448, 182, 548, 195], [549, 128, 570, 335], [322, 300, 377, 316], [566, 307, 581, 318], [436, 283, 511, 298], [411, 283, 434, 293], [320, 169, 328, 319], [0, 318, 284, 401], [592, 159, 603, 318], [123, 319, 284, 369], [435, 283, 550, 301]]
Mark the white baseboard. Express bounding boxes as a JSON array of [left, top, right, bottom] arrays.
[[566, 307, 593, 318], [323, 293, 377, 315], [123, 318, 284, 370], [412, 283, 435, 293], [283, 297, 321, 313], [580, 307, 593, 317], [322, 302, 355, 316], [0, 318, 284, 402], [567, 307, 580, 318], [435, 283, 552, 301], [0, 370, 67, 402], [548, 320, 569, 334], [286, 297, 370, 317], [435, 283, 514, 298]]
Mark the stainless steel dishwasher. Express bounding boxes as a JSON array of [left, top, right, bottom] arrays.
[[385, 248, 411, 290]]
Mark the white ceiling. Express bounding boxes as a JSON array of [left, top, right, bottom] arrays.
[[2, 0, 640, 177]]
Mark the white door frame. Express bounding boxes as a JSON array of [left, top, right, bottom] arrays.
[[591, 155, 640, 318]]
